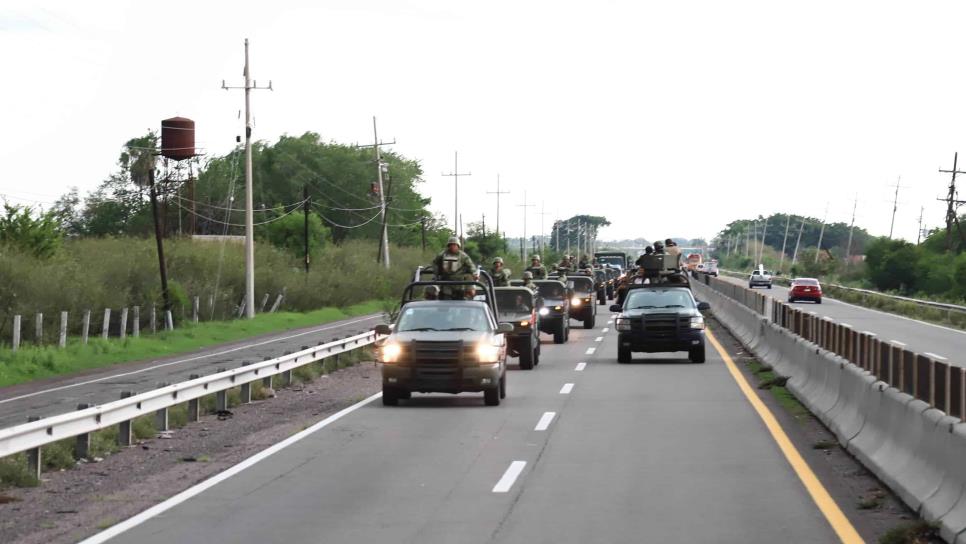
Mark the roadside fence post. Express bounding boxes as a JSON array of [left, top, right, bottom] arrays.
[[150, 304, 157, 334], [165, 310, 174, 331], [101, 308, 111, 340], [81, 310, 91, 344], [120, 308, 128, 340], [11, 314, 20, 352], [192, 296, 199, 323], [133, 306, 140, 338], [260, 293, 270, 313], [59, 311, 68, 348], [35, 312, 43, 345]]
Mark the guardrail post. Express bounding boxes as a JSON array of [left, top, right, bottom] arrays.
[[187, 374, 201, 422], [118, 391, 134, 446], [239, 362, 252, 404], [75, 403, 91, 459], [59, 311, 68, 348], [12, 314, 20, 352], [155, 383, 169, 431], [26, 416, 41, 479], [216, 368, 229, 411], [133, 306, 140, 338], [261, 356, 273, 389]]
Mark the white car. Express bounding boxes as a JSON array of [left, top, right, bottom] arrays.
[[748, 268, 772, 289]]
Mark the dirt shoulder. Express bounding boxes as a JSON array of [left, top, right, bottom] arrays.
[[0, 361, 382, 544]]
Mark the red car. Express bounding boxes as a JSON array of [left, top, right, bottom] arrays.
[[788, 278, 822, 304]]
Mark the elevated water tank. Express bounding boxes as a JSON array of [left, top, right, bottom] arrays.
[[161, 117, 195, 161]]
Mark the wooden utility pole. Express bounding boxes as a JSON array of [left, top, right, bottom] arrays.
[[303, 185, 310, 273], [845, 195, 858, 265], [938, 152, 966, 250], [442, 152, 471, 235], [888, 177, 901, 239], [791, 217, 806, 268], [516, 191, 535, 259], [778, 214, 791, 273], [814, 204, 828, 264], [356, 117, 396, 268], [917, 206, 925, 245], [148, 168, 171, 313]]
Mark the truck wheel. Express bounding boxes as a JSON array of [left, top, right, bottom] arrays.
[[499, 373, 507, 399], [519, 343, 535, 370], [689, 346, 706, 364], [767, 285, 772, 290], [484, 387, 501, 406], [618, 345, 631, 364], [382, 387, 399, 406], [554, 323, 565, 344], [816, 298, 822, 304], [583, 315, 595, 329]]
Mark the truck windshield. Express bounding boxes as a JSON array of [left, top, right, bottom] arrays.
[[396, 306, 491, 332], [495, 291, 533, 313], [571, 278, 594, 295], [597, 256, 624, 268], [536, 282, 566, 299], [625, 290, 695, 310]]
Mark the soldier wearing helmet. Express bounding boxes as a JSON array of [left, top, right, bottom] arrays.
[[521, 270, 537, 292], [490, 257, 512, 287], [431, 236, 476, 299], [525, 254, 547, 280]]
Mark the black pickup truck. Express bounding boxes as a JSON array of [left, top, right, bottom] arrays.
[[610, 285, 710, 364]]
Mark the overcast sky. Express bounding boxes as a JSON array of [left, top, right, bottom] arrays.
[[2, 1, 965, 244]]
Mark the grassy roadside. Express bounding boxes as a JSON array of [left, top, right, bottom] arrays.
[[0, 300, 387, 389]]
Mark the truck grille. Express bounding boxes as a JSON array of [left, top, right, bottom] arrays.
[[633, 314, 689, 339]]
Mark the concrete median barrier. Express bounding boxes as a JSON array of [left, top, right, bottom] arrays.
[[824, 364, 876, 444], [897, 410, 957, 512]]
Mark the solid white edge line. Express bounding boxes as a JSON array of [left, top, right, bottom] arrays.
[[585, 347, 596, 355], [575, 362, 587, 371], [560, 383, 574, 394], [76, 391, 383, 544], [0, 315, 383, 405], [492, 461, 527, 493], [534, 411, 556, 431], [925, 352, 948, 361], [890, 340, 907, 346], [595, 336, 603, 342]]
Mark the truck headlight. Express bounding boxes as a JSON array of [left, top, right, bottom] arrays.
[[382, 342, 402, 363], [616, 318, 631, 331], [571, 297, 582, 306], [519, 320, 530, 327], [689, 316, 705, 330], [476, 342, 501, 363], [539, 308, 549, 316]]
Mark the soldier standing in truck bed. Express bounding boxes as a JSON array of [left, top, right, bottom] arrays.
[[432, 236, 476, 299]]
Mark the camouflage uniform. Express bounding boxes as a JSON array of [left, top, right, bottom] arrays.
[[526, 264, 548, 280], [490, 259, 512, 287], [432, 243, 476, 299]]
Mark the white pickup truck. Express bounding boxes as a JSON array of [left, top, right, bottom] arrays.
[[748, 267, 772, 289]]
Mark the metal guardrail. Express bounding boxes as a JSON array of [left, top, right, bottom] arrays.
[[0, 330, 379, 472]]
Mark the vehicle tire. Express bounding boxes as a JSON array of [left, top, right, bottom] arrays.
[[519, 343, 535, 370], [499, 372, 507, 399], [398, 390, 412, 400], [618, 345, 631, 364], [689, 346, 706, 364], [598, 291, 606, 305], [748, 283, 754, 289], [788, 297, 795, 303], [565, 320, 571, 341], [484, 387, 501, 406], [382, 387, 399, 406], [767, 285, 772, 290], [554, 323, 565, 344], [816, 298, 822, 304], [583, 315, 595, 329]]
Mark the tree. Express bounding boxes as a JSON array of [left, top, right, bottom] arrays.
[[0, 202, 62, 258], [259, 209, 330, 259], [864, 238, 919, 292]]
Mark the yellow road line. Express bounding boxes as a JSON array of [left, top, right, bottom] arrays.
[[706, 328, 864, 544]]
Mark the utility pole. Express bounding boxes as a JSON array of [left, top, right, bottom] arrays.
[[917, 206, 925, 245], [420, 216, 427, 252], [576, 218, 582, 260], [845, 195, 858, 265], [566, 219, 572, 255], [778, 214, 791, 273], [791, 217, 806, 268], [356, 117, 396, 268], [442, 151, 471, 235], [486, 174, 509, 237], [537, 202, 551, 256], [482, 213, 486, 237], [815, 204, 828, 264], [222, 38, 272, 318], [888, 176, 901, 239], [938, 152, 966, 250], [757, 217, 769, 265], [147, 168, 171, 313], [303, 185, 310, 273], [516, 191, 535, 259]]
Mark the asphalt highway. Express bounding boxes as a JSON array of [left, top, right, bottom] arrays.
[[716, 274, 966, 365], [93, 315, 854, 544], [0, 314, 383, 429]]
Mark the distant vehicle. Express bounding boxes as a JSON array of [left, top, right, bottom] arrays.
[[705, 260, 719, 277], [611, 286, 710, 364], [749, 266, 772, 289], [533, 279, 571, 344], [376, 270, 512, 406], [685, 253, 703, 271], [696, 263, 706, 273], [788, 278, 822, 304], [594, 252, 628, 271], [494, 287, 542, 369]]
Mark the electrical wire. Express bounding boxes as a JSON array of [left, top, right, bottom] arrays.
[[173, 197, 308, 227], [172, 194, 307, 214], [313, 206, 383, 229]]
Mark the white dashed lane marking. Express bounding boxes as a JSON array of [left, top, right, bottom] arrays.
[[585, 347, 596, 355], [492, 461, 527, 493], [575, 362, 586, 371], [595, 337, 603, 342], [560, 383, 574, 394], [534, 412, 556, 431]]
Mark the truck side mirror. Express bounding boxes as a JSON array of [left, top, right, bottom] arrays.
[[374, 324, 392, 335], [497, 323, 514, 333], [697, 302, 711, 311], [609, 304, 622, 312]]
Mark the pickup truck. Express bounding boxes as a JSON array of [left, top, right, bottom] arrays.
[[749, 268, 773, 289], [611, 285, 710, 364]]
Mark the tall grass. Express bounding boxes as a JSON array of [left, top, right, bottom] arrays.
[[0, 238, 431, 345]]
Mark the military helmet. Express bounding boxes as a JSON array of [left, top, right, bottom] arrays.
[[493, 257, 504, 264], [523, 271, 533, 279], [653, 240, 664, 250], [530, 254, 541, 262], [426, 285, 440, 294], [446, 236, 461, 248]]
